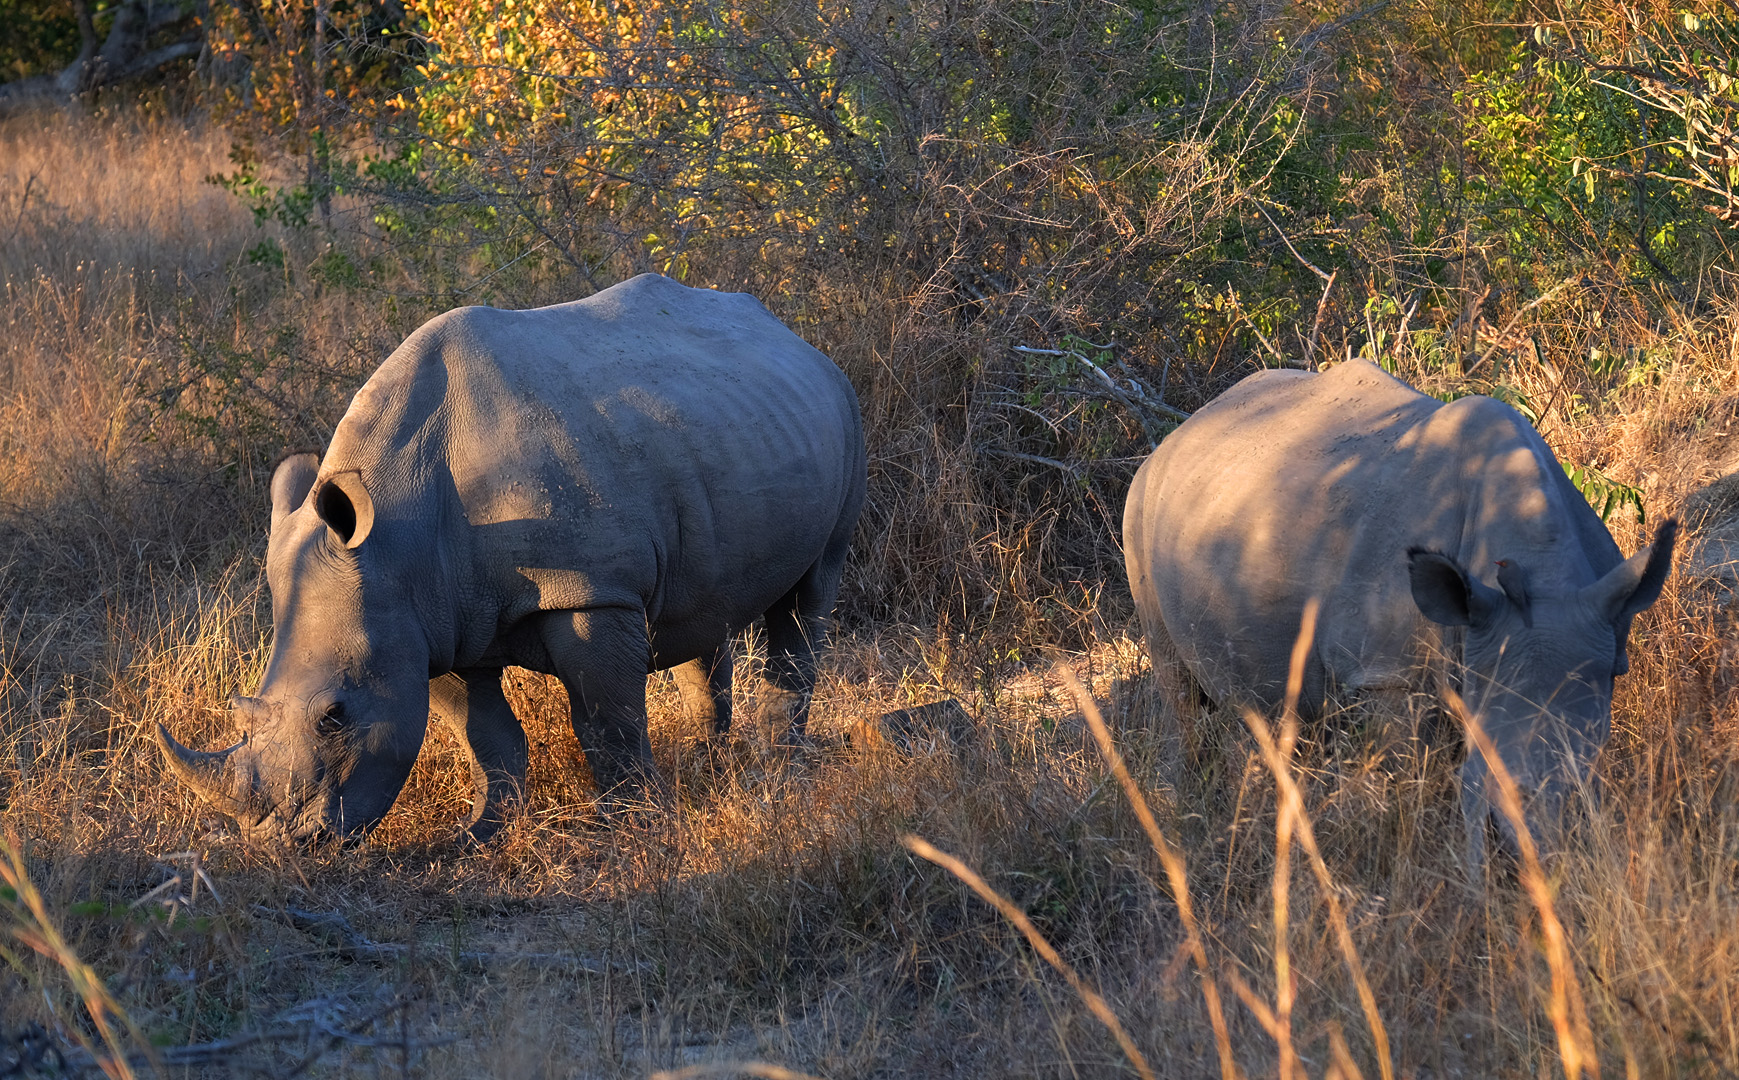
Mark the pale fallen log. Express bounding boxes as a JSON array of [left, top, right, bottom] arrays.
[[254, 904, 645, 975]]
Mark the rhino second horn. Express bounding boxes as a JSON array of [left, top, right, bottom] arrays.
[[156, 724, 248, 814]]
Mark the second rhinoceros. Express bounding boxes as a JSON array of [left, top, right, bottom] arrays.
[[158, 274, 867, 843], [1123, 358, 1675, 867]]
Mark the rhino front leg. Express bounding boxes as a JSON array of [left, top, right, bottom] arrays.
[[672, 640, 733, 736], [430, 669, 529, 843], [1459, 751, 1491, 878], [539, 608, 660, 799]]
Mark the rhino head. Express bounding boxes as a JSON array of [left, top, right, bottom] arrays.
[[1407, 519, 1677, 867], [158, 453, 434, 843]]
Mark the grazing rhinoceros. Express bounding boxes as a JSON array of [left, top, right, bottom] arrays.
[[158, 274, 866, 843], [1122, 358, 1675, 867]]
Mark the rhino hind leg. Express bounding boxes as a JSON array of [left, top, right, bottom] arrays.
[[762, 604, 816, 746], [430, 669, 529, 842], [672, 640, 734, 736], [1139, 610, 1209, 745], [761, 550, 846, 748], [540, 607, 660, 799]]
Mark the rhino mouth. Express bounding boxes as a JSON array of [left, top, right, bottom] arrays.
[[1481, 780, 1589, 869], [241, 810, 340, 847]]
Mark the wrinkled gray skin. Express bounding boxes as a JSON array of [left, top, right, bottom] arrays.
[[1123, 359, 1675, 869], [158, 274, 866, 844]]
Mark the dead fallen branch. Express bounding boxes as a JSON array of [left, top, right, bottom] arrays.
[[9, 995, 464, 1077], [848, 699, 975, 754], [254, 905, 641, 974]]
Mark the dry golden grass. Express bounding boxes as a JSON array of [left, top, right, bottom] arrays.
[[3, 106, 1739, 1080]]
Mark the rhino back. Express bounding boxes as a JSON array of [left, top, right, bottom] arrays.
[[320, 275, 864, 668], [1125, 358, 1612, 708]]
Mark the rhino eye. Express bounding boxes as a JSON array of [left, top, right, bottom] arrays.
[[315, 702, 346, 738]]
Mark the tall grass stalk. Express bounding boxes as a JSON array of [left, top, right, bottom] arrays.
[[0, 832, 150, 1080], [1242, 598, 1394, 1080], [1062, 666, 1240, 1080], [901, 834, 1159, 1080]]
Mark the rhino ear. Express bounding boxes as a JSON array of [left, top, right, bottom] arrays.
[[314, 470, 375, 549], [1585, 518, 1678, 623], [270, 453, 320, 534], [1408, 548, 1503, 628]]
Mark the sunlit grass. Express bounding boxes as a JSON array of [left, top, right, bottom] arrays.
[[0, 104, 1737, 1079]]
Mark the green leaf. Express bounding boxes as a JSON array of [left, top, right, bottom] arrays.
[[1563, 461, 1645, 523]]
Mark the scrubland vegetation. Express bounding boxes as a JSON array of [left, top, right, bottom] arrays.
[[3, 0, 1739, 1076]]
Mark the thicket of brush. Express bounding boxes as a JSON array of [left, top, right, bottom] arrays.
[[3, 0, 1739, 1076]]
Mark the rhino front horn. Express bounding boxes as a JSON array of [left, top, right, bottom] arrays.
[[156, 725, 248, 814]]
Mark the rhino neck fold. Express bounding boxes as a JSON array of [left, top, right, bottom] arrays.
[[423, 480, 484, 675], [412, 525, 468, 676]]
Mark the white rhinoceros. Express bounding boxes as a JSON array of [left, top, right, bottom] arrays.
[[1122, 358, 1675, 867], [159, 274, 866, 843]]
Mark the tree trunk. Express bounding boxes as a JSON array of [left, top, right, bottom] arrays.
[[0, 0, 206, 116]]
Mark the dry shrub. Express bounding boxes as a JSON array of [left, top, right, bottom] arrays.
[[341, 0, 1347, 642]]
